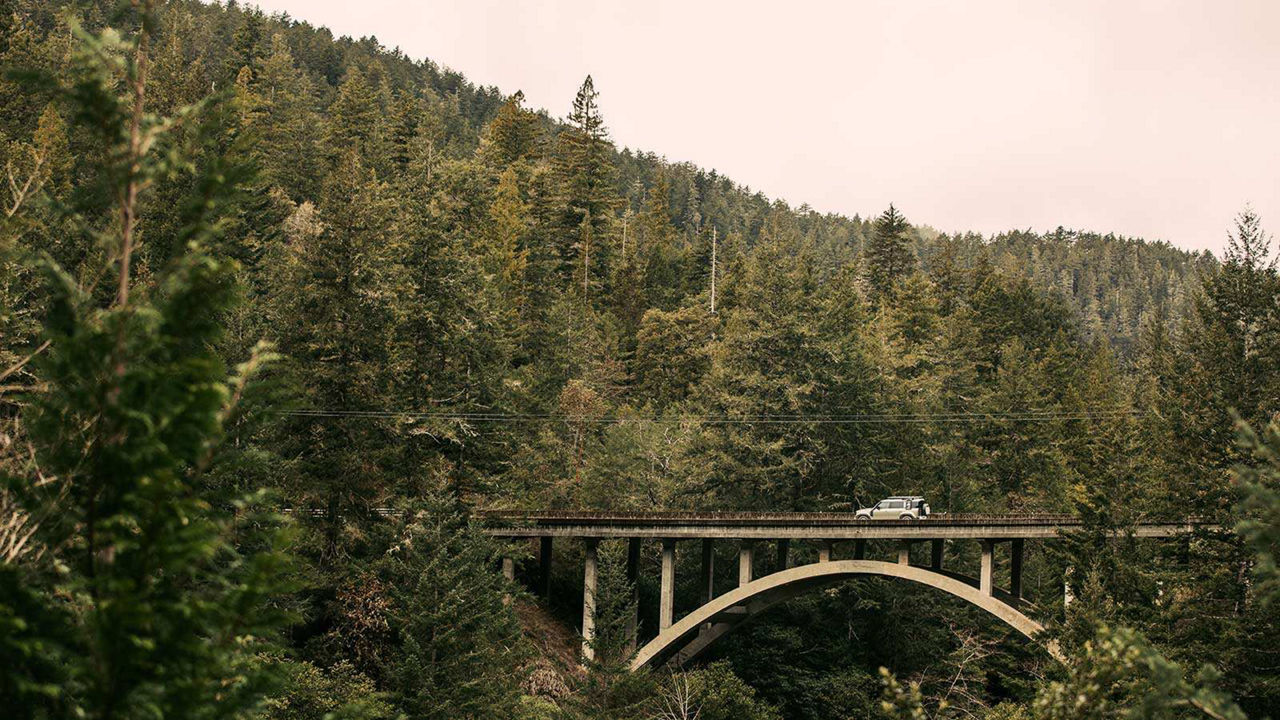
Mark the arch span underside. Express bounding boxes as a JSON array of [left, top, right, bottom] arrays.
[[630, 559, 1057, 671]]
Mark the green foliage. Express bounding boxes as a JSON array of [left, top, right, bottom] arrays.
[[579, 542, 640, 715], [863, 204, 917, 300], [651, 663, 782, 720], [879, 666, 933, 720], [1236, 419, 1280, 607], [1, 2, 1274, 719], [376, 495, 529, 720], [1032, 626, 1244, 720], [482, 91, 544, 166], [555, 75, 618, 292], [0, 563, 70, 712], [2, 5, 295, 719], [260, 659, 394, 720]]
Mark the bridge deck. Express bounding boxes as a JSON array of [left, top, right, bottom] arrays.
[[480, 510, 1211, 540]]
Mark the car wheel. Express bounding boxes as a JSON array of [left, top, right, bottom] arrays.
[[899, 514, 916, 521], [856, 515, 869, 522]]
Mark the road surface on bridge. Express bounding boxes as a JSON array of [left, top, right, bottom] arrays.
[[479, 510, 1212, 540]]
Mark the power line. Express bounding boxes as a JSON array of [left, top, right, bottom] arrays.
[[273, 407, 1140, 425]]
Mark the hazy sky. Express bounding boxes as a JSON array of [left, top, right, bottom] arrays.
[[245, 0, 1279, 255]]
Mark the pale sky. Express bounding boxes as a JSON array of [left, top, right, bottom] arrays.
[[245, 0, 1280, 256]]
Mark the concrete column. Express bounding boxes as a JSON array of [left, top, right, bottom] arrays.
[[853, 539, 866, 560], [930, 540, 944, 571], [980, 540, 994, 596], [738, 541, 755, 586], [501, 556, 516, 606], [1010, 538, 1024, 600], [582, 540, 598, 661], [700, 538, 715, 603], [660, 539, 676, 631], [539, 537, 553, 599], [897, 541, 911, 566], [1064, 565, 1075, 608], [625, 538, 641, 652], [776, 539, 791, 571], [817, 540, 834, 563]]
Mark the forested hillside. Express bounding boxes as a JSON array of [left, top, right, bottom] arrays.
[[2, 2, 1278, 720]]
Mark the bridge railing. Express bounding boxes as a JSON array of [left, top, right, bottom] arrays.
[[479, 510, 1086, 526]]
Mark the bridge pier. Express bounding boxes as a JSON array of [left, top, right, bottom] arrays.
[[1010, 538, 1024, 599], [582, 539, 598, 661], [700, 539, 715, 631], [930, 539, 944, 570], [625, 538, 640, 653], [539, 537, 553, 599], [980, 540, 994, 595], [701, 538, 715, 602], [818, 540, 834, 563], [739, 541, 754, 585], [501, 556, 516, 606], [777, 539, 791, 570], [897, 541, 911, 565], [660, 539, 677, 631]]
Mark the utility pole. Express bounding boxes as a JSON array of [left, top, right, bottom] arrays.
[[710, 226, 717, 314]]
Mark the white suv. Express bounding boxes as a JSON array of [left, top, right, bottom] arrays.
[[855, 496, 930, 521]]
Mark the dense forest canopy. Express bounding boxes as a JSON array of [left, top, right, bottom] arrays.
[[1, 2, 1278, 719]]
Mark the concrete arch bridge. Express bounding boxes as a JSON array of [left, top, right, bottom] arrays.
[[482, 511, 1206, 670]]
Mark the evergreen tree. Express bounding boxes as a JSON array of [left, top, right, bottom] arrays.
[[480, 90, 544, 166], [270, 150, 404, 552], [639, 173, 684, 311], [554, 76, 618, 289], [252, 33, 322, 199], [326, 66, 387, 168], [1157, 208, 1280, 512], [2, 7, 293, 717], [377, 495, 528, 720], [634, 304, 714, 410], [863, 204, 917, 300], [226, 6, 264, 81], [691, 209, 875, 509], [486, 166, 532, 333]]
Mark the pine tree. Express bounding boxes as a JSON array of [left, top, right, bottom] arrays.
[[635, 305, 714, 410], [577, 541, 648, 718], [487, 166, 532, 327], [226, 6, 264, 81], [378, 495, 528, 720], [554, 76, 618, 289], [326, 66, 386, 168], [690, 209, 875, 509], [480, 90, 544, 166], [1162, 208, 1280, 508], [270, 150, 404, 552], [863, 204, 917, 300], [2, 7, 293, 716], [390, 157, 511, 481], [254, 33, 322, 198], [640, 173, 684, 311]]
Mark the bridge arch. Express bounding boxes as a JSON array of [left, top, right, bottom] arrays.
[[630, 559, 1058, 671]]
